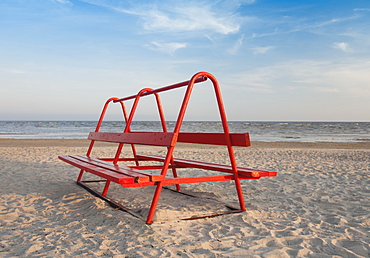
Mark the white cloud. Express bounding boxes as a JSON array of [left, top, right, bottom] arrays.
[[333, 42, 352, 52], [147, 42, 188, 55]]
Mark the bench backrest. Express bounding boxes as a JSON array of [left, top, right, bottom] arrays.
[[88, 132, 250, 147]]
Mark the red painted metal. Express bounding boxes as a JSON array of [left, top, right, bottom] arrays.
[[58, 72, 277, 224], [135, 155, 277, 177], [88, 132, 177, 146], [113, 76, 207, 102], [73, 155, 163, 181], [114, 174, 262, 189], [59, 156, 141, 184], [177, 132, 251, 146], [102, 180, 111, 196], [86, 97, 119, 157]]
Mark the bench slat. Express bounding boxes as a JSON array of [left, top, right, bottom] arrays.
[[72, 155, 163, 182], [177, 133, 250, 147], [88, 132, 176, 146], [136, 155, 277, 178], [59, 156, 137, 184]]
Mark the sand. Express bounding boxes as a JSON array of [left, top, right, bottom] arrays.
[[0, 139, 369, 257]]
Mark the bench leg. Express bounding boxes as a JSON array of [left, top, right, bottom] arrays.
[[77, 169, 85, 182], [170, 167, 181, 192], [102, 180, 111, 196], [146, 182, 164, 224], [234, 178, 246, 211], [175, 184, 181, 192]]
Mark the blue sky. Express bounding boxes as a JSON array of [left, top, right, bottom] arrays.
[[1, 0, 369, 121]]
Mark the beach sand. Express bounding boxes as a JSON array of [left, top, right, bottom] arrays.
[[0, 139, 369, 257]]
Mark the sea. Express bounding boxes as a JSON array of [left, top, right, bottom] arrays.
[[0, 121, 369, 143]]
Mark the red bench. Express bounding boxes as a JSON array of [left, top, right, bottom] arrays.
[[59, 72, 277, 224]]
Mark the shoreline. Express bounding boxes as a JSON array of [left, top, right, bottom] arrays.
[[1, 138, 370, 149]]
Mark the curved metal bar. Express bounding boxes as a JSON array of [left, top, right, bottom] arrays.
[[113, 88, 153, 164], [82, 97, 120, 185], [172, 72, 219, 133], [86, 97, 119, 157], [171, 71, 246, 211], [125, 88, 153, 132], [113, 76, 207, 102]]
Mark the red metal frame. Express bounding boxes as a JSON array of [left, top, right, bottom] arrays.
[[67, 72, 277, 224]]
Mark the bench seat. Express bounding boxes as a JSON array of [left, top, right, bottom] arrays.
[[136, 155, 277, 178], [59, 155, 163, 184]]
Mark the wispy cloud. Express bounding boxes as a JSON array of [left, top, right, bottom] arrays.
[[252, 46, 274, 55], [228, 35, 245, 55], [230, 59, 370, 97], [1, 68, 27, 75], [353, 8, 370, 12], [140, 5, 241, 35], [146, 41, 188, 55], [250, 13, 357, 40], [51, 0, 73, 5], [81, 0, 252, 35]]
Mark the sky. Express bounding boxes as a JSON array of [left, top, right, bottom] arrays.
[[1, 0, 370, 121]]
